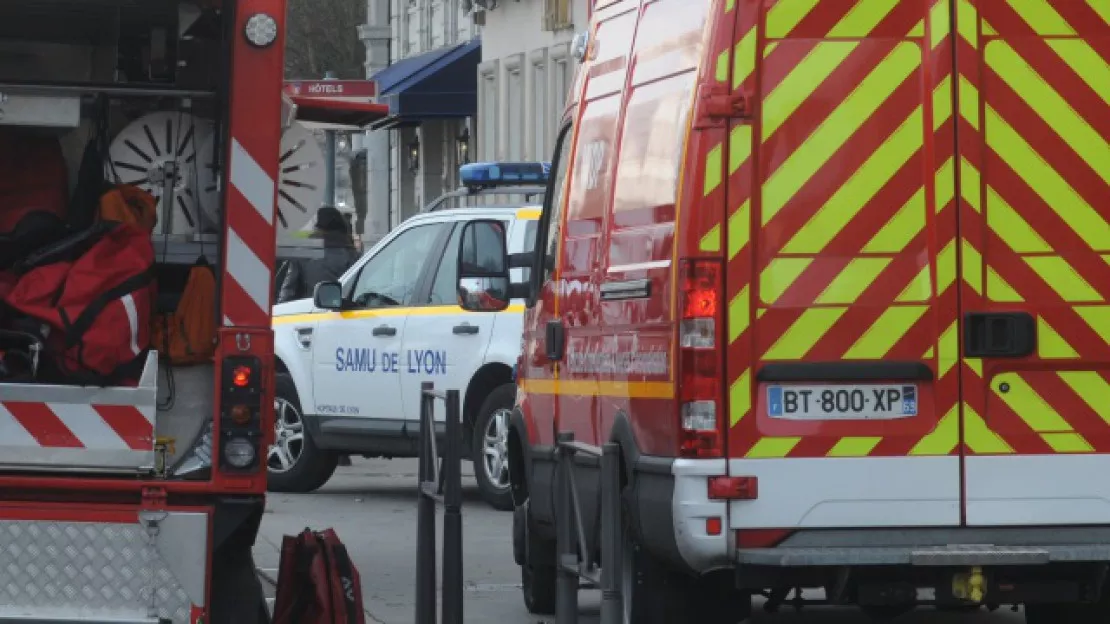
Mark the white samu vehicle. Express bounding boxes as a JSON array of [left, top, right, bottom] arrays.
[[270, 162, 545, 509]]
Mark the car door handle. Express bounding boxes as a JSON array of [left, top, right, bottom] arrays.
[[453, 323, 480, 335], [372, 325, 396, 337]]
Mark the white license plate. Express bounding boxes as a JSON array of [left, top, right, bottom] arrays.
[[767, 384, 918, 421]]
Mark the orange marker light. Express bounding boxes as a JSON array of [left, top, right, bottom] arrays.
[[232, 365, 251, 388], [230, 405, 251, 425]]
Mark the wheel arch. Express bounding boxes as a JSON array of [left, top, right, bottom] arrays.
[[463, 361, 514, 432], [508, 407, 531, 508]]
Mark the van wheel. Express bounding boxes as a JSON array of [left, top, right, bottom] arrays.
[[267, 373, 338, 493], [621, 526, 749, 623], [1026, 602, 1108, 623], [472, 384, 516, 511], [518, 500, 556, 614]]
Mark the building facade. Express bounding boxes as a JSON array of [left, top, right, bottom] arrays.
[[357, 0, 589, 242], [476, 0, 589, 163], [359, 0, 480, 244]]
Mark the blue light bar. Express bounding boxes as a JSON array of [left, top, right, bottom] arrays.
[[459, 161, 551, 189]]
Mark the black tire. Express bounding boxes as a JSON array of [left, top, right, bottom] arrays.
[[623, 516, 750, 623], [522, 559, 558, 615], [267, 373, 338, 493], [1026, 602, 1108, 624], [861, 604, 914, 621], [471, 383, 516, 511], [519, 500, 557, 615]]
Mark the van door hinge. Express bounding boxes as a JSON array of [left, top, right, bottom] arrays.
[[695, 84, 751, 128]]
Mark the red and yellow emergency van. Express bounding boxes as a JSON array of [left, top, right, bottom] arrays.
[[455, 0, 1110, 622]]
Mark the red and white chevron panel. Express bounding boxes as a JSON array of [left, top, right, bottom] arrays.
[[0, 401, 154, 451], [220, 1, 283, 329], [223, 138, 276, 328]]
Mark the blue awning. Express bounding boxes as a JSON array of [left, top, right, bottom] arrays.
[[370, 39, 481, 129]]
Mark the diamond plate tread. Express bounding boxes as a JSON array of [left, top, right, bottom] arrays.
[[736, 544, 1110, 567], [0, 521, 191, 622]]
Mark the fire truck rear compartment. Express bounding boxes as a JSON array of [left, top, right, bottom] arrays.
[[734, 527, 1110, 610], [0, 0, 227, 476], [0, 1, 265, 621]]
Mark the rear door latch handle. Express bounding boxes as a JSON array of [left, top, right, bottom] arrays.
[[372, 325, 396, 337], [453, 323, 480, 335]]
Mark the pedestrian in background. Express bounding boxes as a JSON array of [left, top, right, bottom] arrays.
[[277, 206, 358, 303]]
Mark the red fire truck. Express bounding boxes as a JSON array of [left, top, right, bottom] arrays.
[[0, 0, 284, 621]]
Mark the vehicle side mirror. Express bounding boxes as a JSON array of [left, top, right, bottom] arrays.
[[313, 281, 343, 311], [457, 220, 511, 312]]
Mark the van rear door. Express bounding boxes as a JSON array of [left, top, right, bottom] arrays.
[[956, 1, 1110, 526], [726, 0, 961, 529]]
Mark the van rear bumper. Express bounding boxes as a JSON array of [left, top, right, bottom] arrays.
[[737, 527, 1110, 567]]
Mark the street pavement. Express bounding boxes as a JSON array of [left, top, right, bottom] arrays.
[[254, 458, 1027, 624]]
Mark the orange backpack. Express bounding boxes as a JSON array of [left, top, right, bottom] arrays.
[[152, 261, 217, 365], [99, 185, 158, 233]]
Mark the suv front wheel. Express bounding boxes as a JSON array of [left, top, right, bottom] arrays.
[[267, 373, 339, 493], [472, 383, 516, 511]]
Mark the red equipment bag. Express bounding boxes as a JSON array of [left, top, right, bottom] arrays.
[[273, 528, 364, 624], [3, 222, 155, 384], [0, 129, 69, 233]]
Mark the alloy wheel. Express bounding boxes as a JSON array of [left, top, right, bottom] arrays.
[[482, 407, 512, 490], [269, 397, 305, 473]]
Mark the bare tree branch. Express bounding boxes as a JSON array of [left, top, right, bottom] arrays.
[[285, 0, 367, 79]]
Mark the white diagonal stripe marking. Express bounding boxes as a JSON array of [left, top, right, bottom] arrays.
[[231, 139, 275, 226], [227, 229, 272, 314], [0, 403, 40, 447], [49, 403, 129, 450]]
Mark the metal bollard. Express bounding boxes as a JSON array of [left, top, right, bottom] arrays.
[[555, 433, 579, 624], [415, 382, 437, 624], [441, 389, 464, 624], [599, 443, 623, 624]]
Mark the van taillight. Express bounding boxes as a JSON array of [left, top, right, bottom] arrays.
[[219, 356, 263, 472], [678, 259, 724, 458]]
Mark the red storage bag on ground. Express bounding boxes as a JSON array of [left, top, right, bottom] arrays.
[[0, 129, 69, 233], [3, 222, 155, 384], [273, 528, 365, 624]]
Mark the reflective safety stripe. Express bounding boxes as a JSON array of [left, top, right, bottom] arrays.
[[1002, 0, 1075, 36], [763, 307, 848, 361], [963, 404, 1015, 455], [783, 108, 925, 255], [728, 285, 750, 343], [1024, 257, 1102, 302], [842, 305, 928, 360], [729, 368, 751, 427], [986, 268, 1023, 303], [986, 187, 1051, 254], [827, 437, 882, 458], [1037, 318, 1079, 359], [987, 42, 1110, 190], [759, 258, 813, 304], [814, 258, 892, 305], [746, 436, 801, 459], [985, 107, 1110, 251], [863, 187, 926, 254], [762, 43, 922, 227], [910, 406, 958, 456]]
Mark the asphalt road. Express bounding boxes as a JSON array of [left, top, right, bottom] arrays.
[[254, 458, 1028, 624]]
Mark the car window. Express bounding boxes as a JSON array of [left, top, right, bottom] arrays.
[[349, 223, 444, 307], [428, 223, 464, 306], [541, 126, 573, 287]]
